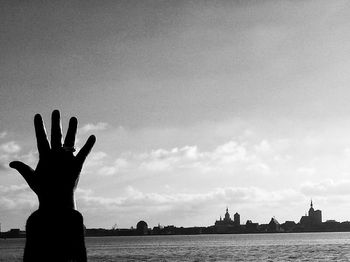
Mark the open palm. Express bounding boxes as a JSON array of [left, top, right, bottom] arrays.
[[10, 110, 96, 210]]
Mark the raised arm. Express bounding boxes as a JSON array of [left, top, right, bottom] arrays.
[[10, 110, 95, 262]]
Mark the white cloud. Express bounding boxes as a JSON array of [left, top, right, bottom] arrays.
[[83, 151, 110, 174], [97, 166, 117, 176], [254, 140, 272, 154], [0, 184, 36, 210], [115, 158, 129, 170], [90, 151, 108, 161], [77, 185, 302, 210], [0, 184, 29, 193], [297, 167, 315, 176], [0, 141, 22, 170], [99, 140, 273, 176], [300, 179, 350, 196], [0, 141, 21, 154], [79, 122, 109, 134], [96, 157, 129, 176], [17, 150, 38, 166], [85, 151, 107, 167], [344, 147, 350, 157]]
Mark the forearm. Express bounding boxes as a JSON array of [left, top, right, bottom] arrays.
[[24, 208, 87, 262], [38, 193, 76, 210]]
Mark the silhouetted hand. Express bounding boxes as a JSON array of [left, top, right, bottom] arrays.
[[10, 110, 96, 210]]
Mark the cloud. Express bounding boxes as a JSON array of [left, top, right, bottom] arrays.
[[77, 185, 302, 211], [300, 179, 350, 196], [254, 140, 272, 154], [0, 141, 21, 154], [297, 167, 315, 176], [0, 184, 29, 193], [0, 131, 7, 139], [97, 166, 117, 176], [16, 150, 38, 166], [79, 122, 109, 134], [90, 151, 108, 161], [96, 139, 274, 176], [0, 163, 8, 171], [84, 151, 108, 169], [96, 157, 129, 176], [0, 141, 22, 171], [0, 184, 36, 210]]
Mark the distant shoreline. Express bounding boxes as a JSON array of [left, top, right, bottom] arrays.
[[3, 230, 350, 240]]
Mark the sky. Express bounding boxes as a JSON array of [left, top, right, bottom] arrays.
[[2, 0, 350, 230]]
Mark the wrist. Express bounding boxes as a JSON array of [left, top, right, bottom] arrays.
[[38, 195, 76, 211]]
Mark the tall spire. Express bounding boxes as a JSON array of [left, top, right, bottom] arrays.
[[226, 206, 228, 213], [310, 199, 313, 208]]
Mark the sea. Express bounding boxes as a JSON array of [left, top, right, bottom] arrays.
[[1, 232, 350, 261]]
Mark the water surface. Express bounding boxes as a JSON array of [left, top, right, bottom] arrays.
[[1, 232, 350, 261]]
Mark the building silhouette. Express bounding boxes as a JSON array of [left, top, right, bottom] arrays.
[[267, 217, 280, 232], [281, 221, 296, 232], [136, 221, 148, 235], [233, 212, 240, 226], [299, 200, 322, 228], [10, 200, 350, 238], [214, 207, 241, 233], [245, 220, 259, 232]]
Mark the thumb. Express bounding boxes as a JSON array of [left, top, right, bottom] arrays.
[[9, 161, 35, 189]]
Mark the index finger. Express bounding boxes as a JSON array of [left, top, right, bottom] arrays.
[[34, 114, 50, 156], [76, 135, 96, 167]]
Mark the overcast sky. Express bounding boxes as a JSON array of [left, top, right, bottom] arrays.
[[2, 0, 350, 230]]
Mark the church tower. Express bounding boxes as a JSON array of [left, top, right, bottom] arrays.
[[308, 199, 322, 225], [234, 212, 240, 226], [308, 199, 314, 217], [224, 207, 231, 221]]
